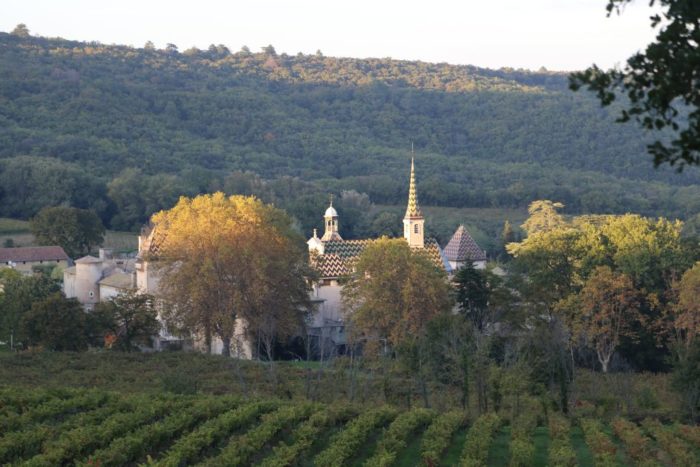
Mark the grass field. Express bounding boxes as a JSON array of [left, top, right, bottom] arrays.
[[0, 218, 138, 253]]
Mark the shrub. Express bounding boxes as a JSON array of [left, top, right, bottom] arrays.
[[313, 406, 397, 467], [420, 411, 466, 465], [460, 413, 500, 465], [364, 408, 433, 467]]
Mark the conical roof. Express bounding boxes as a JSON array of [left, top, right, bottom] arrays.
[[404, 158, 423, 219], [444, 225, 487, 262]]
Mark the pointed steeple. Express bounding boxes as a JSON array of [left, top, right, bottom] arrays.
[[403, 157, 425, 248], [404, 157, 423, 219]]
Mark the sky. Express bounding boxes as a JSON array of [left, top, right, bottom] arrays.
[[0, 0, 659, 71]]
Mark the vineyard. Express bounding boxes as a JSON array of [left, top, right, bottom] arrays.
[[1, 387, 698, 466]]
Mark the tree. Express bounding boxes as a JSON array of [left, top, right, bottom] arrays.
[[521, 200, 565, 236], [342, 237, 453, 349], [152, 193, 312, 358], [11, 24, 30, 37], [575, 266, 642, 373], [570, 0, 700, 168], [30, 206, 105, 258], [425, 314, 473, 409], [93, 291, 160, 351], [21, 293, 90, 351], [0, 270, 60, 349], [454, 262, 490, 332]]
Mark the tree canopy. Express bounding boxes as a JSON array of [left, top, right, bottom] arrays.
[[152, 193, 312, 358], [1, 30, 700, 238], [30, 206, 105, 258], [570, 0, 700, 168], [341, 237, 453, 350]]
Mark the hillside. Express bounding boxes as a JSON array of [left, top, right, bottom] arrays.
[[1, 31, 699, 241]]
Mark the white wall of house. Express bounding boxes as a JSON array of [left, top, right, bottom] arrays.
[[311, 281, 344, 327], [99, 284, 122, 301], [74, 261, 103, 307]]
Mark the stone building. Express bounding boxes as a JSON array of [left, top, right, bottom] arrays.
[[0, 246, 69, 275], [63, 248, 135, 310]]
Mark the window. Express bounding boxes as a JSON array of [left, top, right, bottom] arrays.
[[414, 224, 419, 234]]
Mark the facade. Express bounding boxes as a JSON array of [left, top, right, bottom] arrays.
[[306, 159, 452, 352], [0, 246, 69, 275]]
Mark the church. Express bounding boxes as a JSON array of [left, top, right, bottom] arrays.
[[65, 159, 487, 358], [305, 159, 486, 353]]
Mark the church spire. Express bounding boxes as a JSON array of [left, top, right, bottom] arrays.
[[403, 157, 425, 248], [404, 157, 423, 219]]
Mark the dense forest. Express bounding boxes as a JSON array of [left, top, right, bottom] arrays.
[[1, 28, 699, 245]]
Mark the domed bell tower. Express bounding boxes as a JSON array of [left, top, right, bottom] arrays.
[[321, 196, 343, 241]]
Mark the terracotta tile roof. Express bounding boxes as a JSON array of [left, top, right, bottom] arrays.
[[98, 272, 134, 289], [444, 225, 487, 262], [314, 238, 448, 278], [0, 246, 69, 263], [137, 226, 166, 259]]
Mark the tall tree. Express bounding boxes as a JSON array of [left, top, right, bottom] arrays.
[[30, 207, 105, 258], [570, 0, 700, 167], [0, 270, 60, 349], [575, 266, 642, 373], [521, 200, 566, 236], [670, 262, 700, 352], [454, 262, 490, 332], [151, 192, 312, 358], [342, 237, 453, 349]]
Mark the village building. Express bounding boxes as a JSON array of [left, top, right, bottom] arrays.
[[63, 248, 136, 310], [0, 246, 69, 275]]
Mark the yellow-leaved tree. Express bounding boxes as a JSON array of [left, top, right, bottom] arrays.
[[150, 193, 313, 358]]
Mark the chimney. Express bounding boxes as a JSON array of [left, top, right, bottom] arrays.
[[99, 248, 113, 261]]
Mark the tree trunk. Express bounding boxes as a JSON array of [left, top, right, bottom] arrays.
[[600, 352, 610, 373]]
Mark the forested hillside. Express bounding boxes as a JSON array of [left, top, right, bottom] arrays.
[[1, 30, 699, 241]]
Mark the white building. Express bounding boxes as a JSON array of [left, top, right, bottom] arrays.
[[63, 249, 135, 310]]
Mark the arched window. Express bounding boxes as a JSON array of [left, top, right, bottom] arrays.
[[414, 224, 419, 234]]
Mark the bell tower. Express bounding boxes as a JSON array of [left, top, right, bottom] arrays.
[[403, 158, 424, 248], [321, 195, 343, 241]]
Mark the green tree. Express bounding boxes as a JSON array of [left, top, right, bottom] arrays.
[[570, 0, 700, 167], [521, 200, 566, 236], [454, 262, 490, 332], [342, 237, 453, 350], [93, 291, 160, 351], [0, 270, 60, 349], [21, 293, 90, 351], [30, 206, 105, 258]]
